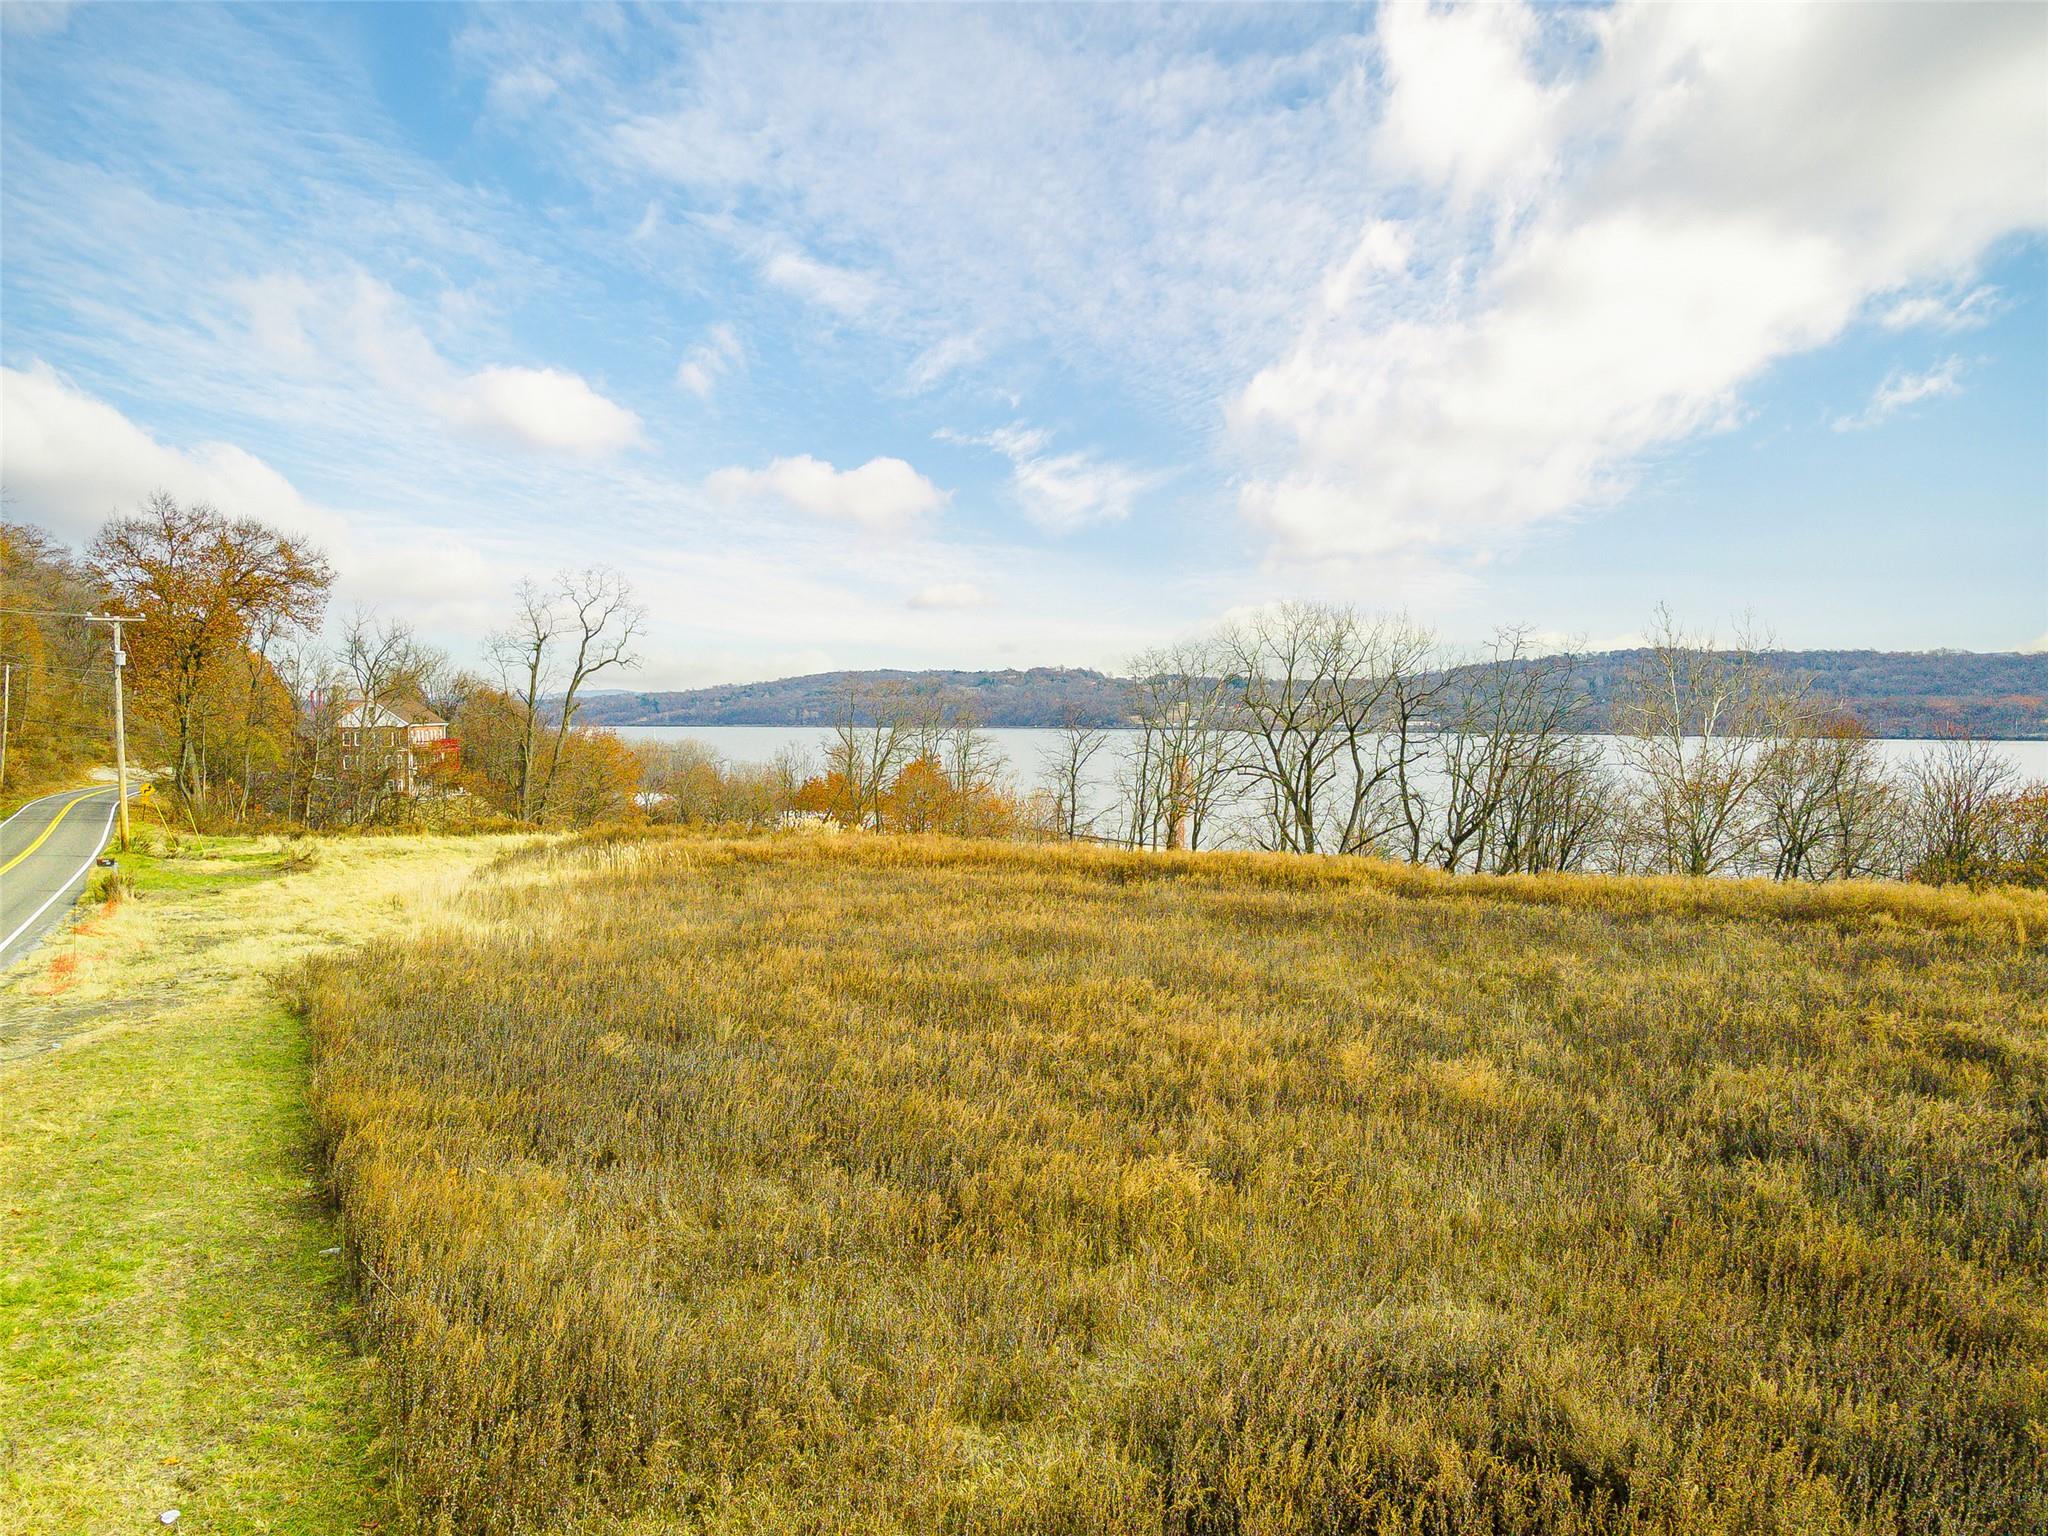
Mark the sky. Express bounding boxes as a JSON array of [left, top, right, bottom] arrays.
[[2, 1, 2044, 688]]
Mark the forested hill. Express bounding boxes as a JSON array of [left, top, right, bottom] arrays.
[[575, 651, 2048, 739]]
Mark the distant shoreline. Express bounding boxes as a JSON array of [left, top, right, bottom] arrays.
[[573, 649, 2048, 740]]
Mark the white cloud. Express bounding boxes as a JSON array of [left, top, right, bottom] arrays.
[[231, 270, 642, 458], [1878, 284, 2001, 333], [906, 333, 983, 392], [488, 65, 559, 117], [0, 362, 522, 635], [946, 425, 1160, 533], [907, 581, 989, 610], [549, 3, 2044, 577], [762, 250, 880, 316], [675, 323, 742, 399], [1832, 357, 1966, 432], [1233, 2, 2048, 564], [705, 454, 947, 531], [1373, 3, 1559, 208], [440, 365, 642, 456], [0, 361, 341, 548]]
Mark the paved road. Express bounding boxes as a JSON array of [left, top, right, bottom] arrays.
[[1, 787, 125, 972]]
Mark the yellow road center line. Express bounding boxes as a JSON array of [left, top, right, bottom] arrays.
[[0, 791, 113, 878]]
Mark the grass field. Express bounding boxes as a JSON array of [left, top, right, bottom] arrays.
[[0, 830, 525, 1535], [296, 831, 2048, 1535]]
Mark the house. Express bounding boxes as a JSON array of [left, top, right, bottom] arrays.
[[335, 697, 458, 795]]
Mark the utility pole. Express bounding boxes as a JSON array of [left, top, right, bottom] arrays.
[[1, 662, 11, 791], [0, 611, 140, 838], [75, 614, 141, 849], [110, 617, 132, 849]]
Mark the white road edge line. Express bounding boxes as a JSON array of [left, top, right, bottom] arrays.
[[0, 794, 119, 958]]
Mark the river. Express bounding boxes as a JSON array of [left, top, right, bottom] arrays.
[[615, 725, 2048, 787]]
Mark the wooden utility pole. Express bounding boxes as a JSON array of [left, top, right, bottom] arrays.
[[1, 662, 11, 791], [109, 617, 132, 849], [73, 614, 141, 848]]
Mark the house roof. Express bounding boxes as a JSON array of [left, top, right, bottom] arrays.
[[335, 696, 446, 729]]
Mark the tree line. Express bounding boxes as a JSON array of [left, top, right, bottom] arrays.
[[649, 602, 2046, 888], [7, 504, 2041, 885], [3, 500, 647, 830]]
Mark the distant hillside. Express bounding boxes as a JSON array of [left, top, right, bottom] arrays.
[[574, 651, 2048, 739]]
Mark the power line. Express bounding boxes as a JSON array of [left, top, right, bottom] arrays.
[[0, 663, 114, 682], [0, 608, 143, 622]]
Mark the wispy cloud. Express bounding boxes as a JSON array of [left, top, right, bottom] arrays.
[[1831, 357, 1966, 432], [761, 250, 881, 317], [0, 2, 74, 37], [906, 333, 983, 393], [229, 268, 641, 456], [943, 425, 1161, 533], [675, 323, 742, 399], [1878, 284, 2001, 333], [486, 64, 559, 117]]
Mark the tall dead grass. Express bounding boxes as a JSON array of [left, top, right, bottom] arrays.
[[296, 833, 2048, 1534]]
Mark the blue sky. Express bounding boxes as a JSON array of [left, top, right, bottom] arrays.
[[3, 1, 2043, 687]]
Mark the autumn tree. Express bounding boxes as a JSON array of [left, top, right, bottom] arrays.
[[547, 729, 642, 827], [87, 494, 331, 808], [884, 754, 955, 833], [0, 522, 110, 794], [824, 680, 918, 831]]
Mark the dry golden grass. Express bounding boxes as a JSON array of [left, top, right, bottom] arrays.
[[295, 833, 2048, 1534]]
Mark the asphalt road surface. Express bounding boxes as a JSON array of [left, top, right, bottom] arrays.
[[0, 786, 125, 972]]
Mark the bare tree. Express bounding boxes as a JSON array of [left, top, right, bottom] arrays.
[[1220, 602, 1363, 855], [1038, 706, 1110, 841], [1406, 631, 1599, 874], [1614, 609, 1786, 876], [488, 568, 645, 822], [939, 698, 1006, 835], [486, 579, 562, 821], [1125, 638, 1242, 850], [1756, 712, 1902, 880], [825, 679, 917, 831], [1331, 617, 1440, 857], [335, 610, 441, 824], [274, 638, 339, 826], [1905, 735, 2019, 884], [535, 568, 645, 821], [769, 742, 814, 820]]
